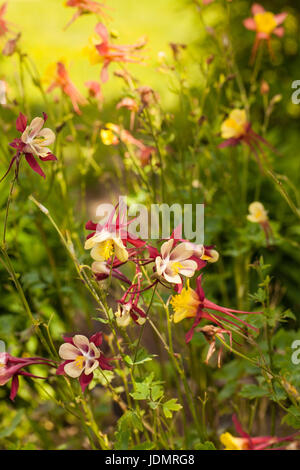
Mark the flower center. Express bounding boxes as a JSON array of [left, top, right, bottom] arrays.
[[98, 240, 114, 260], [171, 261, 183, 275], [170, 285, 200, 323], [74, 355, 85, 370], [254, 12, 277, 35]]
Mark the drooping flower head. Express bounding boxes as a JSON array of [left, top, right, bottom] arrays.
[[0, 3, 9, 37], [57, 333, 113, 392], [219, 109, 275, 170], [221, 415, 299, 450], [65, 0, 109, 29], [247, 201, 273, 244], [84, 23, 146, 83], [1, 113, 57, 181], [243, 4, 287, 63], [45, 62, 86, 114], [198, 325, 232, 368], [0, 352, 56, 400], [116, 265, 147, 327], [116, 97, 139, 130], [170, 275, 260, 342]]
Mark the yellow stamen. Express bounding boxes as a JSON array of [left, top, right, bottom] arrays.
[[247, 201, 268, 224], [170, 284, 200, 323], [74, 355, 85, 370], [221, 109, 248, 140], [254, 12, 277, 35], [171, 261, 183, 275], [97, 240, 114, 260]]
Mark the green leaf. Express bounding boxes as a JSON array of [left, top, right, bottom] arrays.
[[195, 441, 216, 450], [114, 411, 143, 450], [282, 406, 300, 429], [162, 399, 182, 418], [239, 384, 269, 399]]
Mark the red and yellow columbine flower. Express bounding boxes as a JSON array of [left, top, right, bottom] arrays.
[[170, 275, 260, 342], [221, 415, 299, 450], [100, 122, 156, 166], [45, 62, 86, 115], [247, 201, 273, 244], [65, 0, 108, 29], [1, 112, 57, 181], [0, 3, 9, 37], [57, 333, 113, 392], [155, 239, 198, 285], [0, 352, 56, 401], [243, 4, 287, 63], [84, 23, 146, 83], [219, 109, 275, 170], [85, 203, 145, 267]]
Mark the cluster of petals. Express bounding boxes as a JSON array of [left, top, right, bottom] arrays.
[[57, 333, 113, 392], [221, 415, 299, 450], [116, 266, 147, 327], [85, 203, 145, 273], [243, 4, 287, 62], [219, 109, 275, 169], [247, 201, 272, 244], [84, 23, 146, 83], [0, 352, 56, 401], [65, 0, 108, 29], [1, 112, 57, 181], [46, 62, 87, 115], [170, 275, 260, 343], [100, 122, 156, 166]]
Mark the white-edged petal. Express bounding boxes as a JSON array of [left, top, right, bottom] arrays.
[[85, 359, 99, 375], [64, 360, 84, 378], [59, 343, 80, 360], [73, 335, 90, 354]]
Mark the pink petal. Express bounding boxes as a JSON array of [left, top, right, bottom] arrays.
[[275, 13, 287, 26], [79, 372, 93, 392], [39, 153, 57, 161], [243, 18, 256, 31], [16, 112, 27, 133], [100, 61, 110, 83], [10, 375, 19, 401], [90, 332, 103, 347], [274, 27, 285, 38], [24, 153, 46, 178], [95, 22, 109, 43], [251, 4, 265, 15]]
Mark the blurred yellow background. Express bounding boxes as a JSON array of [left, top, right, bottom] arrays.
[[2, 0, 201, 106]]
